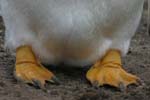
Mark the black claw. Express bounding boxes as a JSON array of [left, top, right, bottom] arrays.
[[135, 79, 145, 90], [47, 76, 60, 85], [119, 82, 127, 92], [136, 78, 145, 86], [92, 81, 100, 88], [32, 79, 45, 89]]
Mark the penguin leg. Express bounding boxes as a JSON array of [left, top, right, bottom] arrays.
[[86, 49, 141, 91], [14, 45, 58, 89]]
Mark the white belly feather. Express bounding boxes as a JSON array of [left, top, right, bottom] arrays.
[[0, 0, 144, 66]]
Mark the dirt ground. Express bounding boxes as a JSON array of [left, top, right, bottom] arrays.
[[0, 3, 150, 100]]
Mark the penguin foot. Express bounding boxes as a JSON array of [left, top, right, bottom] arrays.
[[14, 45, 59, 89], [15, 62, 58, 89], [86, 62, 140, 91], [86, 50, 141, 91]]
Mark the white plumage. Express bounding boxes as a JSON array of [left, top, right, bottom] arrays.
[[0, 0, 144, 66]]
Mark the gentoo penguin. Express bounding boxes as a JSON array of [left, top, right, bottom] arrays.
[[0, 0, 144, 89]]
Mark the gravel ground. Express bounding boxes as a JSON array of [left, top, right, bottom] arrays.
[[0, 2, 149, 100]]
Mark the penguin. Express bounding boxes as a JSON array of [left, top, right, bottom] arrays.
[[0, 0, 144, 89]]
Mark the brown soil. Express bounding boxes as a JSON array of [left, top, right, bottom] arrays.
[[0, 3, 149, 100]]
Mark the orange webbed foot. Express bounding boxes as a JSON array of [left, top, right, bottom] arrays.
[[14, 45, 59, 89], [15, 62, 58, 89], [86, 50, 142, 91], [86, 62, 140, 91]]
